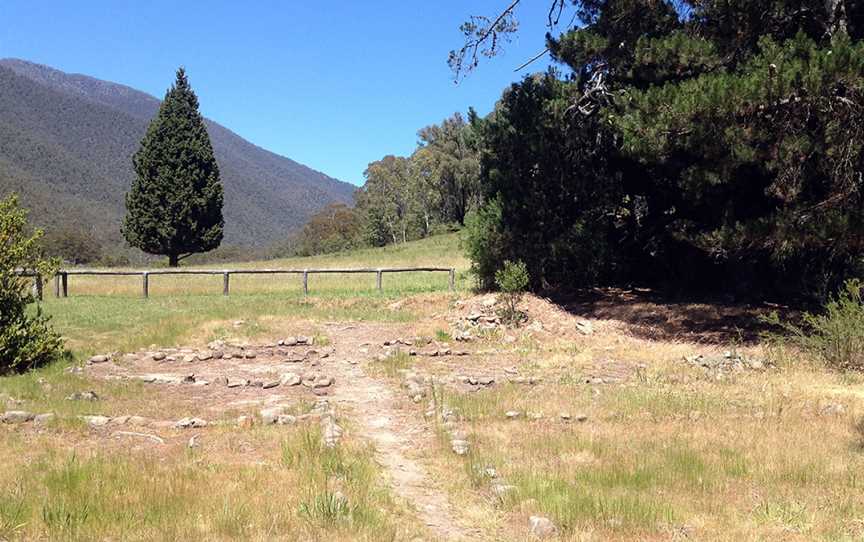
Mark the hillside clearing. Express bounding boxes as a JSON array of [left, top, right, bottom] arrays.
[[3, 235, 864, 540]]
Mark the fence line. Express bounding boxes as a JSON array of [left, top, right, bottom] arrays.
[[18, 267, 456, 300]]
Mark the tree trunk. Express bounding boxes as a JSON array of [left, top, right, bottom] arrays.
[[168, 254, 179, 267]]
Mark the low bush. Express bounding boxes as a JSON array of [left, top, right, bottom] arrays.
[[495, 260, 529, 325], [765, 280, 864, 371], [0, 195, 63, 373]]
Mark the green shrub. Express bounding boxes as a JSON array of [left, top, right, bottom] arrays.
[[765, 280, 864, 371], [495, 260, 529, 325], [0, 195, 63, 373]]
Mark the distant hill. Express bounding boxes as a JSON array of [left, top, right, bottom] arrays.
[[0, 58, 356, 254]]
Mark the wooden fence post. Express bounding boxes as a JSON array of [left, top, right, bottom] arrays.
[[142, 272, 149, 299], [34, 275, 43, 301], [223, 272, 230, 296], [376, 269, 383, 292], [449, 268, 456, 292], [54, 274, 60, 298], [302, 270, 309, 297], [61, 273, 68, 298]]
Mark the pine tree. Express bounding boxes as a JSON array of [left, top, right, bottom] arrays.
[[122, 68, 224, 267]]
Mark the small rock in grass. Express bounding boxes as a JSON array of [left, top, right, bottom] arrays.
[[276, 414, 296, 425], [451, 439, 470, 456], [34, 413, 55, 425], [260, 406, 287, 425], [529, 516, 557, 538], [66, 391, 99, 401], [88, 354, 110, 364], [175, 417, 208, 429], [560, 412, 571, 422], [505, 410, 520, 420]]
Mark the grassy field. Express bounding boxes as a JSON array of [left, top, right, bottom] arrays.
[[6, 232, 864, 540], [36, 233, 468, 356]]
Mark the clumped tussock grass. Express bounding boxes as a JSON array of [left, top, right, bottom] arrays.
[[0, 428, 414, 541], [368, 351, 416, 378]]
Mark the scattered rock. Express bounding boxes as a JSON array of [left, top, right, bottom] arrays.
[[529, 516, 557, 538], [152, 352, 166, 361], [88, 354, 110, 364], [262, 380, 280, 390], [244, 351, 258, 359], [182, 354, 196, 363], [197, 352, 213, 361], [227, 378, 249, 388], [505, 410, 521, 420]]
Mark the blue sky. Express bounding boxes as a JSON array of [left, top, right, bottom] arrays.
[[0, 1, 564, 185]]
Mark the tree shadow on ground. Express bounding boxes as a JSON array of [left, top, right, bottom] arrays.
[[548, 287, 796, 345]]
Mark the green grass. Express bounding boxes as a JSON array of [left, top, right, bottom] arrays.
[[0, 427, 416, 541], [28, 234, 469, 357]]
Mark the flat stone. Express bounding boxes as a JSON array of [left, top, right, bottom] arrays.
[[81, 415, 111, 427], [280, 373, 301, 386], [477, 376, 495, 386], [505, 410, 521, 420], [313, 377, 333, 388], [227, 378, 249, 388], [1, 410, 35, 423], [152, 353, 166, 361], [88, 354, 110, 364], [283, 337, 298, 346], [244, 351, 258, 359], [197, 352, 213, 361], [182, 355, 196, 363], [262, 380, 280, 389]]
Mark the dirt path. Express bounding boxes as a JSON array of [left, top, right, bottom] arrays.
[[325, 323, 479, 541]]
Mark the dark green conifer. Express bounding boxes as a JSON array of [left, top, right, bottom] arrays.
[[122, 68, 223, 267]]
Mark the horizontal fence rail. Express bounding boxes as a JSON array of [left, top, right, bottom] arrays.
[[18, 267, 456, 299]]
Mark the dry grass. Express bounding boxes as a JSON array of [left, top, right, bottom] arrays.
[[417, 300, 864, 541]]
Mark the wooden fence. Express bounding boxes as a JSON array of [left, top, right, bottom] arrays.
[[20, 267, 456, 300]]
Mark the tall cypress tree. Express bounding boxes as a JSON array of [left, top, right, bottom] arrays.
[[122, 68, 224, 267]]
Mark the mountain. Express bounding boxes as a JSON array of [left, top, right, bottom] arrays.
[[0, 58, 356, 253]]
